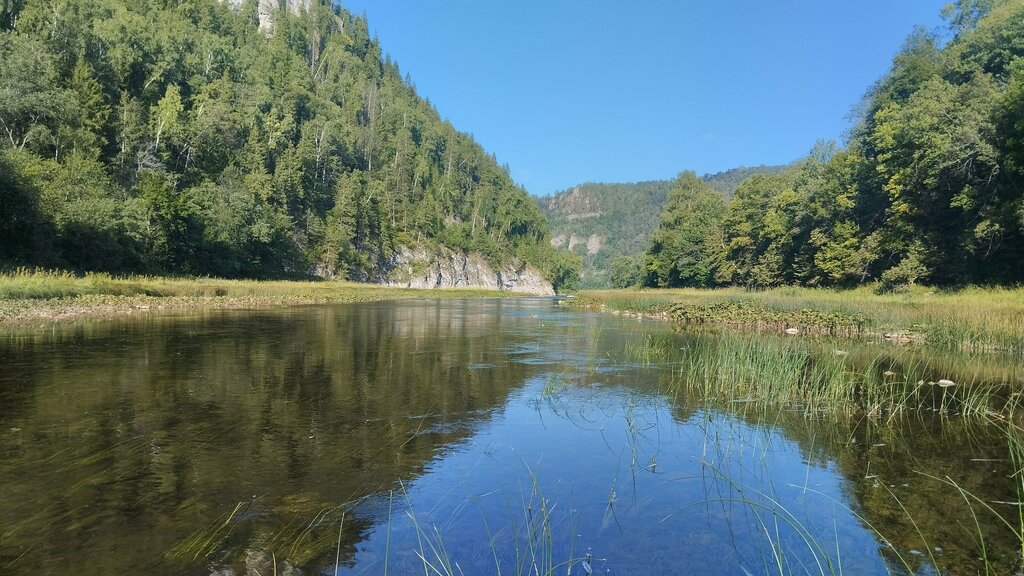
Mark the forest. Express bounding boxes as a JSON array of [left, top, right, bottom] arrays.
[[0, 0, 576, 284], [540, 166, 789, 289], [638, 0, 1024, 291]]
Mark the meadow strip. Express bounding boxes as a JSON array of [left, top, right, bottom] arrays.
[[0, 269, 509, 326], [576, 286, 1024, 354]]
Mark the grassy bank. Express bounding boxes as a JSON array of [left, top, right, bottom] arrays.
[[0, 269, 508, 326], [575, 286, 1024, 354]]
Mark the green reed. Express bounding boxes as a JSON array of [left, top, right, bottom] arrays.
[[615, 329, 1022, 419], [391, 465, 592, 576]]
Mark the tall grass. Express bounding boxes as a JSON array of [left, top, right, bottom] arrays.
[[0, 268, 508, 300], [579, 285, 1024, 354], [616, 329, 1020, 418]]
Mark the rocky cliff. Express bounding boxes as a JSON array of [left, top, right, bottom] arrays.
[[540, 165, 793, 288], [221, 0, 315, 34], [539, 181, 672, 287], [380, 246, 555, 295]]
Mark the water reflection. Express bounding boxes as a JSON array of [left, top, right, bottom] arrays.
[[0, 299, 1021, 575], [0, 300, 545, 574]]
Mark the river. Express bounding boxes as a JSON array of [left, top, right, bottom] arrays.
[[1, 299, 1021, 575]]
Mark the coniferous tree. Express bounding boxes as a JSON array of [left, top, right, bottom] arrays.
[[0, 0, 569, 283]]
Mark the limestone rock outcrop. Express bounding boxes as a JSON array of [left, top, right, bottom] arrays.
[[220, 0, 315, 34], [380, 246, 555, 295]]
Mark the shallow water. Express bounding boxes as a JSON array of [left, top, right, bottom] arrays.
[[0, 299, 1021, 575]]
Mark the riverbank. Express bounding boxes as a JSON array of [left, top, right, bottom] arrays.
[[574, 286, 1024, 354], [0, 270, 509, 327]]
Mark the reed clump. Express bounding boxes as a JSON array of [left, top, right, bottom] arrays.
[[667, 299, 867, 337], [616, 329, 1021, 419]]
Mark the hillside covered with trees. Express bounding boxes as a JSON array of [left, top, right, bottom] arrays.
[[642, 0, 1024, 290], [0, 0, 574, 285], [540, 180, 672, 288], [542, 165, 788, 288]]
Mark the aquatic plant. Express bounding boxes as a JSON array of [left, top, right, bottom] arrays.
[[613, 328, 1023, 419]]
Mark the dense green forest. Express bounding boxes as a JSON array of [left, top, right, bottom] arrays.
[[0, 0, 574, 283], [643, 0, 1024, 290], [542, 166, 788, 289]]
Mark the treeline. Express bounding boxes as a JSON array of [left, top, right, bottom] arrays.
[[702, 164, 792, 198], [0, 0, 573, 283], [625, 0, 1024, 291]]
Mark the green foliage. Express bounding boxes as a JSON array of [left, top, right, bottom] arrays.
[[542, 250, 581, 294], [0, 32, 71, 152], [648, 1, 1024, 288], [878, 245, 929, 293], [609, 254, 644, 288], [944, 0, 996, 35], [702, 163, 792, 198], [540, 180, 673, 288], [644, 171, 726, 288], [713, 170, 812, 288], [0, 0, 563, 284], [541, 166, 788, 289], [0, 148, 52, 266]]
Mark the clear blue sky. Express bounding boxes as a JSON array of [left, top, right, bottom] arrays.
[[340, 1, 948, 196]]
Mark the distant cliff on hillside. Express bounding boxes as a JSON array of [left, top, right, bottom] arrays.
[[220, 0, 316, 33], [539, 181, 672, 288], [539, 164, 790, 288]]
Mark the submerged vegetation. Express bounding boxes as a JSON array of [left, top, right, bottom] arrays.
[[665, 330, 1020, 419], [3, 296, 1024, 574], [578, 285, 1024, 419]]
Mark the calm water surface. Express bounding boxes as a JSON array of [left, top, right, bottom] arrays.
[[0, 299, 1020, 575]]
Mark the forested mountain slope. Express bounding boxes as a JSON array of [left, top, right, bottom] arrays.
[[539, 181, 672, 287], [0, 0, 572, 289], [643, 0, 1024, 289], [540, 165, 788, 288]]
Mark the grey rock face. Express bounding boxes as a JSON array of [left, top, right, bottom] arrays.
[[219, 0, 315, 34], [382, 246, 555, 295]]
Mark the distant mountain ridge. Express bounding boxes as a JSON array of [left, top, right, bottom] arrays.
[[703, 164, 793, 198], [539, 164, 790, 287]]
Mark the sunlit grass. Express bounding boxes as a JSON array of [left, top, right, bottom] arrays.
[[616, 329, 1022, 419], [0, 268, 509, 324], [578, 285, 1024, 354]]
